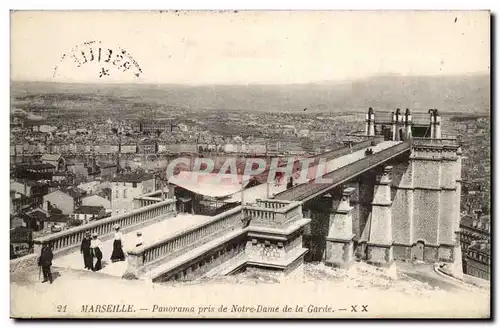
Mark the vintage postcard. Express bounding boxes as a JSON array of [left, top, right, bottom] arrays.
[[9, 10, 490, 319]]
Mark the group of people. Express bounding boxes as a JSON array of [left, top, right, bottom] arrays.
[[80, 224, 127, 272], [37, 224, 145, 283], [364, 148, 374, 156]]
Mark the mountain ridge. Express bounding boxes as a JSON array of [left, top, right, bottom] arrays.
[[11, 74, 490, 114]]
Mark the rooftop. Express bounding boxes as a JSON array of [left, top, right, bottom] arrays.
[[14, 163, 56, 170], [63, 186, 87, 199], [169, 172, 252, 199], [74, 205, 105, 215], [111, 172, 154, 183], [41, 154, 62, 162]]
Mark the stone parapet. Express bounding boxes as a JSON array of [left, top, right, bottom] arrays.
[[32, 198, 177, 257]]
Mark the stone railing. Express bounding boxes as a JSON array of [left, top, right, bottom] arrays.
[[412, 137, 459, 147], [32, 198, 177, 255], [244, 207, 278, 225], [134, 196, 164, 208], [318, 138, 379, 162], [244, 201, 302, 228], [255, 199, 290, 209], [133, 190, 168, 208], [274, 140, 411, 201], [125, 206, 243, 278]]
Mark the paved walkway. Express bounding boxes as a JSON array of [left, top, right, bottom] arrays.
[[52, 213, 213, 277], [11, 263, 489, 319]]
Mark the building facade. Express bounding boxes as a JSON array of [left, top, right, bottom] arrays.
[[111, 173, 155, 215], [464, 242, 491, 280]]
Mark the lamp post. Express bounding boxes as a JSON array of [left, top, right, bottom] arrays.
[[241, 175, 246, 205], [266, 180, 270, 199]]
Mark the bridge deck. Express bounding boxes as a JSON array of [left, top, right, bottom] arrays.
[[225, 141, 401, 205], [52, 213, 213, 277], [274, 140, 409, 201]]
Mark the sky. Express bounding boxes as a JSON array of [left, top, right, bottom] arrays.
[[10, 10, 490, 84]]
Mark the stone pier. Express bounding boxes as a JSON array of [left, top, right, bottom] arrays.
[[367, 166, 394, 267], [324, 187, 356, 269]]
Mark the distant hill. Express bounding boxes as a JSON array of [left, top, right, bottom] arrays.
[[11, 74, 490, 115]]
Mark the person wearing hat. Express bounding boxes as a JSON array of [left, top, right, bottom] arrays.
[[90, 233, 103, 271], [37, 241, 53, 284], [110, 224, 125, 262], [80, 231, 93, 270], [135, 232, 144, 248]]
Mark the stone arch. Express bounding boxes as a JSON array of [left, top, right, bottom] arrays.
[[411, 240, 425, 262]]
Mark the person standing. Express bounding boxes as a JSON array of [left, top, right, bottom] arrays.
[[110, 224, 125, 262], [90, 233, 103, 272], [80, 231, 93, 270], [38, 242, 53, 284]]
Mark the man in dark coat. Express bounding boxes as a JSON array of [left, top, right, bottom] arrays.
[[38, 242, 53, 284], [80, 232, 93, 270]]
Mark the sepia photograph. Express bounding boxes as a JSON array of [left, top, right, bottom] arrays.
[[9, 10, 491, 319]]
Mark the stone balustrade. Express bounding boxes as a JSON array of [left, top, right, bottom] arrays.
[[412, 137, 458, 147], [124, 206, 243, 279], [256, 199, 289, 209], [33, 198, 177, 255], [244, 207, 278, 225], [136, 197, 164, 208], [134, 190, 167, 208], [244, 200, 302, 228], [325, 137, 380, 157]]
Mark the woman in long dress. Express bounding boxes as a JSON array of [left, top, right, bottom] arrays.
[[80, 231, 93, 270], [110, 224, 126, 262], [90, 233, 103, 272]]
